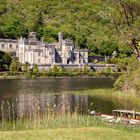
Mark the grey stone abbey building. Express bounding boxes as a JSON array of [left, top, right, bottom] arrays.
[[0, 32, 88, 66]]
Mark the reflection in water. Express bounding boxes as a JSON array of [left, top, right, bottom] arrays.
[[2, 78, 134, 120], [0, 78, 116, 120], [0, 78, 115, 95], [1, 92, 139, 120], [0, 94, 89, 120]]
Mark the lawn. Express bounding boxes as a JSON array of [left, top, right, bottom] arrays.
[[0, 127, 140, 140]]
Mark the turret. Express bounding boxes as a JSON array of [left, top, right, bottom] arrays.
[[29, 32, 37, 41], [18, 37, 25, 64], [58, 31, 63, 44]]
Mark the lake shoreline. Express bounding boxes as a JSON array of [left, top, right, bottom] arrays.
[[0, 76, 117, 80], [0, 74, 118, 80], [0, 71, 121, 80]]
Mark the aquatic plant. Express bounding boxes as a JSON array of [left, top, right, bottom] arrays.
[[0, 99, 104, 131]]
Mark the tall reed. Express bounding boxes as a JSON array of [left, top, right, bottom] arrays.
[[0, 98, 104, 131]]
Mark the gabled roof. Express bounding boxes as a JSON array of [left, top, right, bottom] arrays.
[[0, 39, 18, 43]]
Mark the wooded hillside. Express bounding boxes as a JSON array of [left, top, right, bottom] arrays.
[[0, 0, 138, 57]]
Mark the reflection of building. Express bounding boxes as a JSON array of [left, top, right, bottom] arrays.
[[16, 93, 89, 119], [0, 32, 88, 65]]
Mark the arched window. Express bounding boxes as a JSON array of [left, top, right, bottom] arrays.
[[9, 44, 12, 49], [1, 44, 4, 48], [38, 58, 40, 63]]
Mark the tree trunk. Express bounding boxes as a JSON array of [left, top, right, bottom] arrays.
[[131, 38, 140, 62]]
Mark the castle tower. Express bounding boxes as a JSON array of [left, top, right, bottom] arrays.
[[29, 32, 37, 40], [58, 32, 67, 64], [58, 32, 63, 48], [18, 37, 25, 64]]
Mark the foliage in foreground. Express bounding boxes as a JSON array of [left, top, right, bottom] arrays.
[[0, 51, 11, 71], [0, 126, 140, 140], [0, 113, 140, 132], [114, 56, 140, 94], [0, 115, 104, 131], [0, 88, 140, 131]]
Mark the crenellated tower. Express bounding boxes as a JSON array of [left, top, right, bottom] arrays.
[[18, 37, 25, 64]]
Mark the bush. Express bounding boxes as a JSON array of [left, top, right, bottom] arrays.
[[41, 68, 47, 77], [25, 71, 32, 78], [105, 66, 111, 73], [33, 64, 39, 74], [3, 64, 9, 71], [82, 64, 89, 75], [49, 65, 60, 73], [113, 56, 140, 93], [9, 60, 21, 72]]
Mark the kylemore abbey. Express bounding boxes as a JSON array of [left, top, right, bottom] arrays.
[[0, 32, 88, 67]]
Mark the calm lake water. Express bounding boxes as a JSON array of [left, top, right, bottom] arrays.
[[0, 78, 139, 119]]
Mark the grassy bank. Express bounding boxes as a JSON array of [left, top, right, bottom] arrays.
[[0, 71, 120, 79], [0, 89, 140, 139], [1, 89, 140, 131], [0, 126, 140, 140], [74, 88, 140, 102], [0, 115, 105, 131], [70, 89, 140, 111]]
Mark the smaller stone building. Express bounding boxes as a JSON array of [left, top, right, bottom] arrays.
[[0, 39, 18, 58]]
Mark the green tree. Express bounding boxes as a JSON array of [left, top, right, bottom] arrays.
[[99, 0, 140, 61], [9, 59, 21, 72], [33, 64, 39, 74], [0, 0, 136, 58], [98, 41, 118, 56], [50, 65, 59, 73], [0, 1, 7, 15], [0, 51, 11, 71], [22, 62, 30, 72]]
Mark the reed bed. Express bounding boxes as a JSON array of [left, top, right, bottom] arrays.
[[71, 89, 140, 112], [0, 99, 104, 131], [0, 115, 104, 131], [1, 89, 140, 131]]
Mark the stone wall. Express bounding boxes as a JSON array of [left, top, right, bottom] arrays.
[[29, 64, 116, 72]]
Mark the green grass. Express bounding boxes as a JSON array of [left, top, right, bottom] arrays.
[[0, 89, 140, 139], [69, 89, 140, 111], [1, 88, 140, 131], [0, 115, 105, 131], [0, 126, 140, 140]]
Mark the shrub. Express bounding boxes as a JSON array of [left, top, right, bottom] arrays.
[[9, 60, 21, 72], [33, 64, 39, 74], [49, 65, 60, 73], [105, 65, 111, 73], [25, 71, 32, 78], [41, 68, 47, 77], [82, 64, 89, 75], [3, 64, 9, 71]]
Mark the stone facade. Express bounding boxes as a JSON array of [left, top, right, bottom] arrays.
[[0, 39, 18, 58], [0, 32, 88, 65]]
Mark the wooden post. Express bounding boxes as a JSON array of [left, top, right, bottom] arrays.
[[133, 109, 135, 119]]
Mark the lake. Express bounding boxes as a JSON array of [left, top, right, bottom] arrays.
[[0, 78, 139, 120]]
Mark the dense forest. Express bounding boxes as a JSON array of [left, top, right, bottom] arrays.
[[0, 0, 134, 57]]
